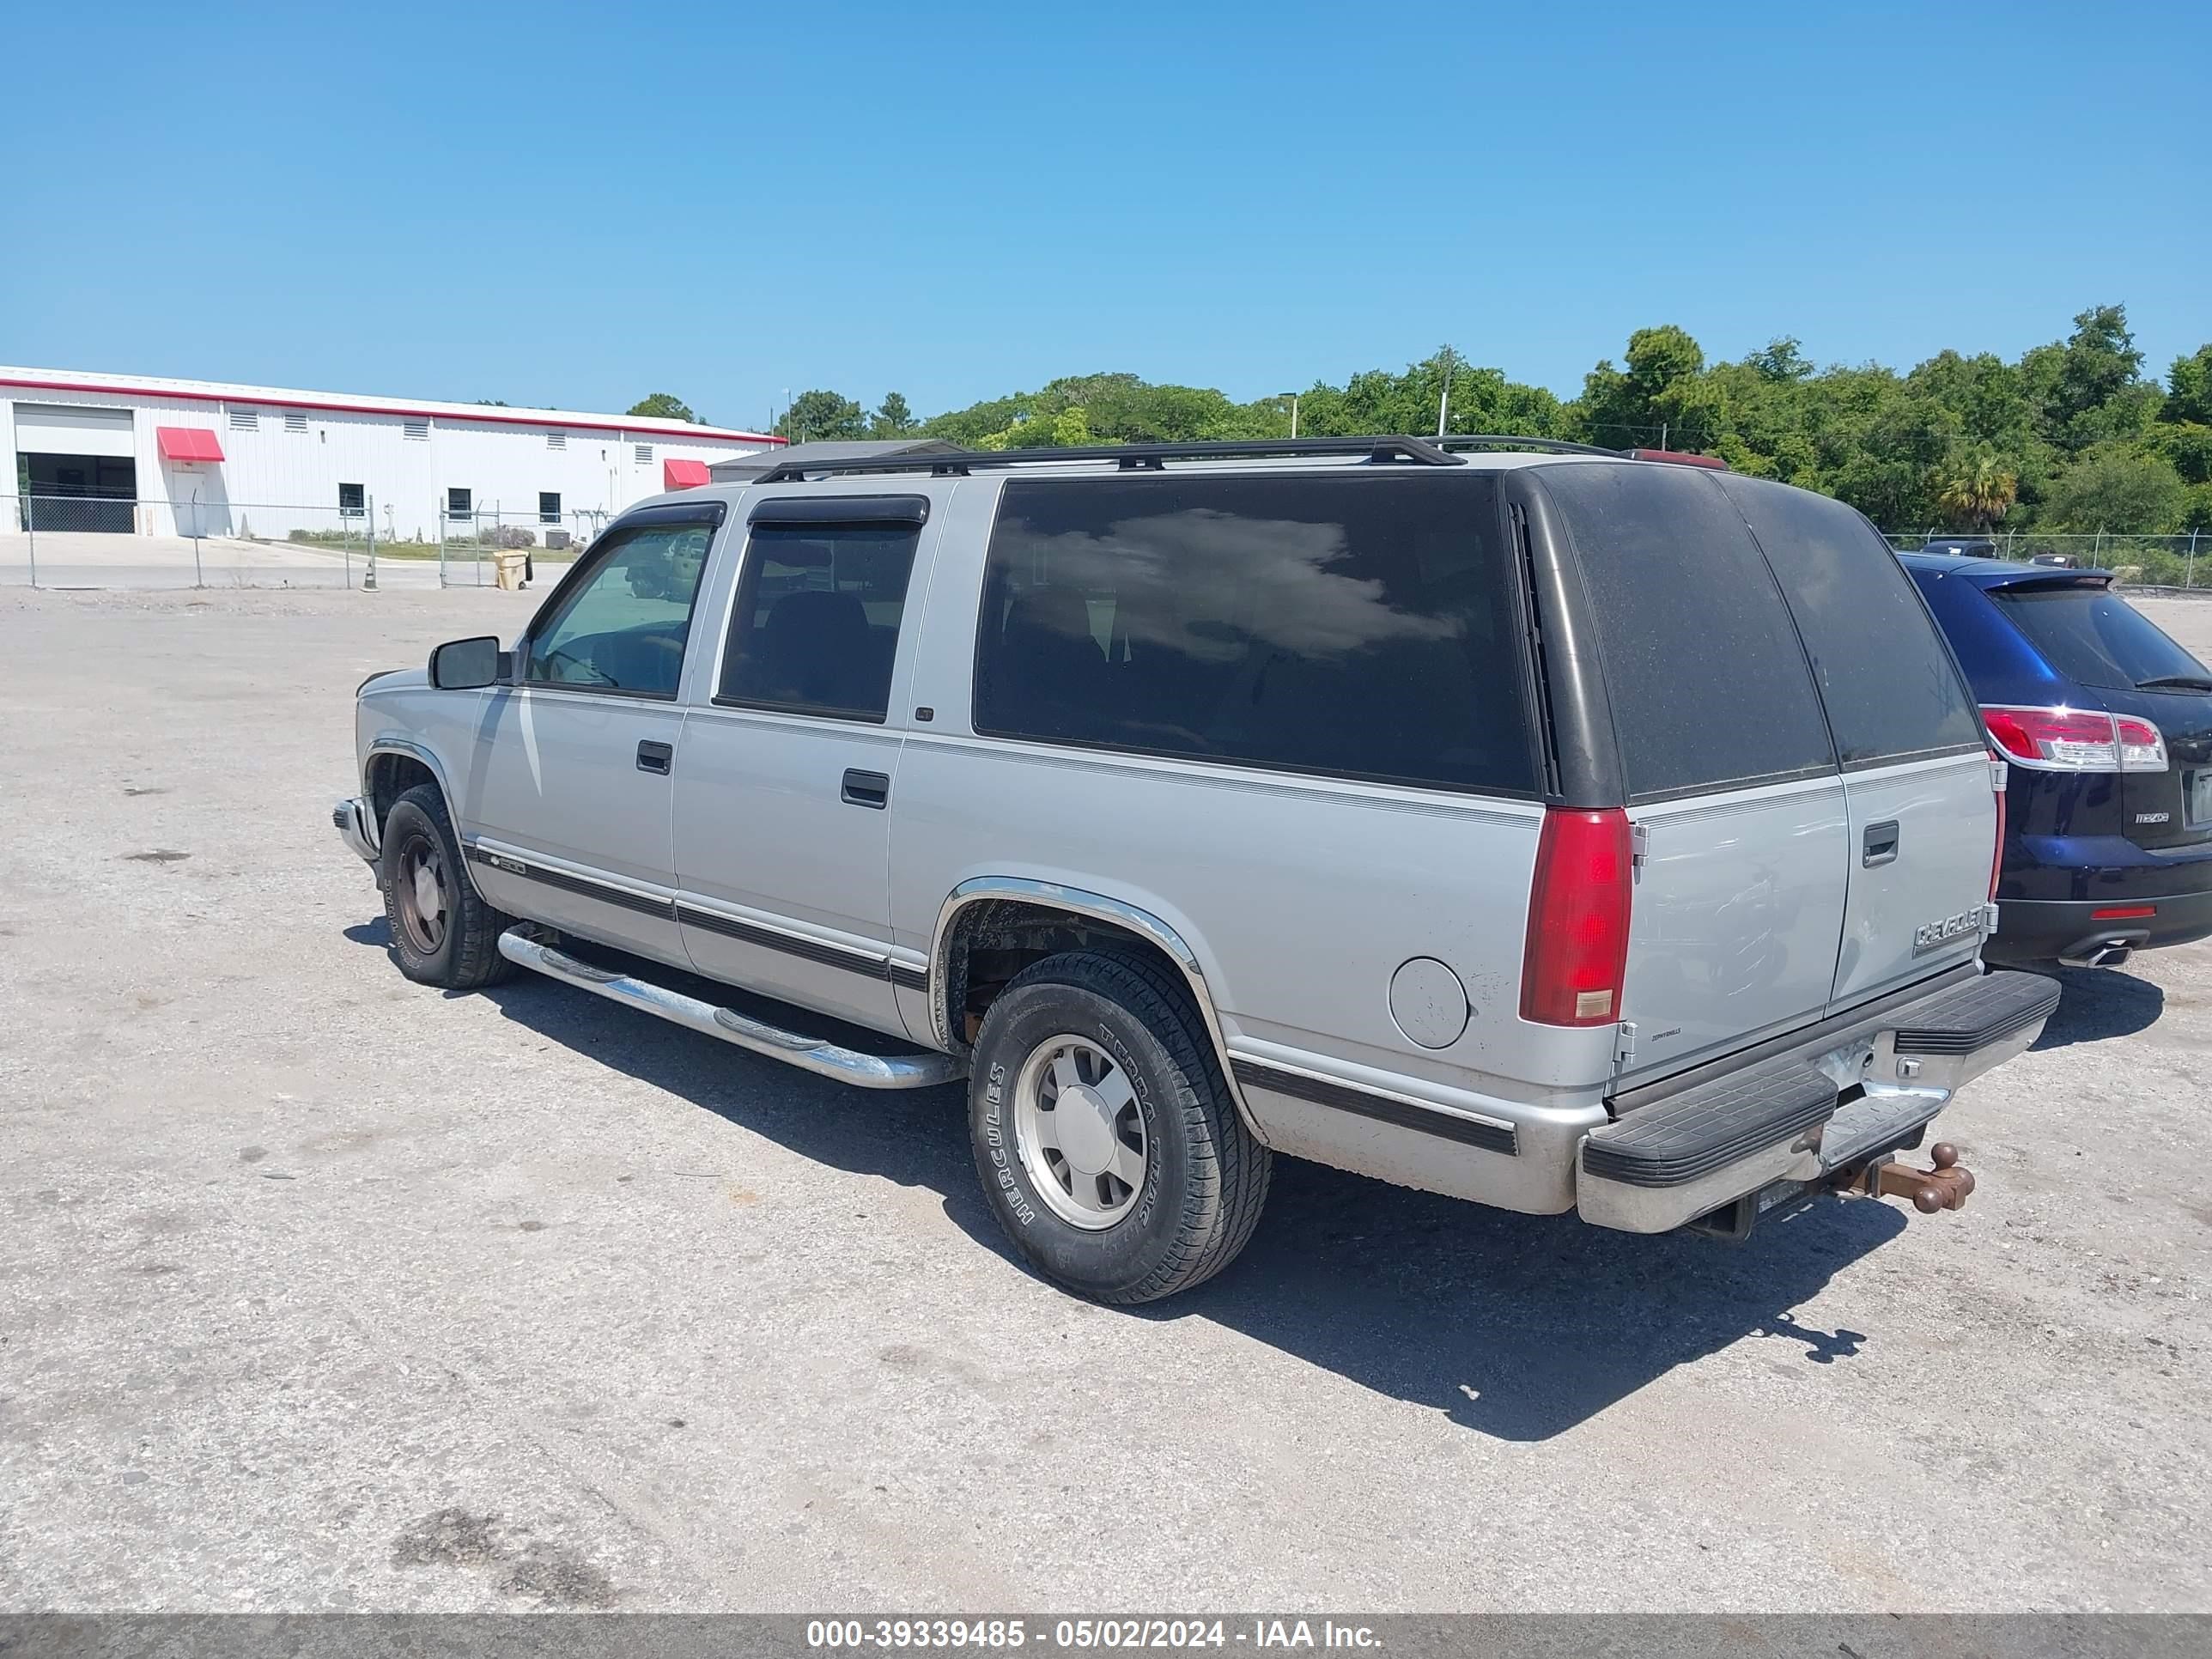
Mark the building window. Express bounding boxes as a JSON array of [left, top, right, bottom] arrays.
[[404, 419, 430, 441], [635, 444, 653, 464], [447, 488, 472, 521], [285, 411, 308, 434], [539, 492, 561, 525], [228, 409, 258, 432], [338, 483, 366, 520], [547, 432, 566, 451]]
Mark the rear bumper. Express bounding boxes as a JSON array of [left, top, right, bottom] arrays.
[[1577, 969, 2059, 1235], [1985, 889, 2212, 965]]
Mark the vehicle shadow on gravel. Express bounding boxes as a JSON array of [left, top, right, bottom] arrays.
[[455, 946, 998, 1230], [2028, 965, 2164, 1050], [369, 924, 1907, 1446], [1152, 1156, 1905, 1441]]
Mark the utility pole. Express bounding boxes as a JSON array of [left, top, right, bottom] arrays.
[[1659, 422, 1668, 452], [1279, 392, 1300, 438], [1436, 349, 1455, 438]]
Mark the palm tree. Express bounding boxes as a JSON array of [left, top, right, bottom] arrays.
[[1936, 445, 2020, 532]]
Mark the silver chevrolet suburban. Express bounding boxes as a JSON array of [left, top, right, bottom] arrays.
[[335, 435, 2059, 1303]]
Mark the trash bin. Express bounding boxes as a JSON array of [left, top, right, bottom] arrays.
[[494, 550, 529, 592]]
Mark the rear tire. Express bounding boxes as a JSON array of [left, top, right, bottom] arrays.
[[969, 951, 1271, 1304], [379, 784, 516, 989]]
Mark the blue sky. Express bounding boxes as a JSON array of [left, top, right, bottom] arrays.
[[3, 1, 2205, 428]]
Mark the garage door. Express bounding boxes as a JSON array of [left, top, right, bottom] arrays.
[[14, 403, 137, 458]]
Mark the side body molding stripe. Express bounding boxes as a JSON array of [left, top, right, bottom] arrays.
[[1231, 1058, 1521, 1156], [465, 841, 930, 990]]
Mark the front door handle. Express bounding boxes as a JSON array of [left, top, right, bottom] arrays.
[[1863, 819, 1899, 866], [636, 739, 673, 775], [841, 768, 890, 809]]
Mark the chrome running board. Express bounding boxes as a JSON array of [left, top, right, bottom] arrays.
[[497, 927, 966, 1091]]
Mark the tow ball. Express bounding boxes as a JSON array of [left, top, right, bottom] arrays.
[[1842, 1143, 1977, 1213]]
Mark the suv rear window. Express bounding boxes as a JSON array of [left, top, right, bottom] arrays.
[[1992, 583, 2212, 692], [1537, 463, 1835, 800], [973, 472, 1537, 795], [1717, 473, 1984, 769]]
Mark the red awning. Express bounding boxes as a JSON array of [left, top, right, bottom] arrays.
[[156, 426, 226, 463], [663, 458, 711, 489]]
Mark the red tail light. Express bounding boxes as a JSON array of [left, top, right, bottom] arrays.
[[1982, 705, 2167, 774], [1522, 808, 1633, 1026]]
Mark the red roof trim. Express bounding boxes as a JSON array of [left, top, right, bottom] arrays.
[[663, 458, 713, 489], [1, 376, 786, 446], [156, 426, 226, 463]]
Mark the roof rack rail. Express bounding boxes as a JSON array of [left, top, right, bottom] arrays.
[[754, 434, 1472, 484], [1433, 434, 1625, 458]]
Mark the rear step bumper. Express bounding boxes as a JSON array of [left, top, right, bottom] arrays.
[[1578, 969, 2059, 1235], [497, 927, 966, 1091]]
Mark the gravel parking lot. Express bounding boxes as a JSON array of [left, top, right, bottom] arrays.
[[3, 586, 2209, 1613]]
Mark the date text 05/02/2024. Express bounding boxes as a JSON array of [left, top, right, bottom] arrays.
[[804, 1619, 1383, 1650]]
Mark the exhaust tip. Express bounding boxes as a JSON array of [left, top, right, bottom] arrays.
[[2059, 938, 2136, 969]]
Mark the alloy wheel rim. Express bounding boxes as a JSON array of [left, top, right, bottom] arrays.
[[395, 836, 448, 955], [1013, 1035, 1146, 1230]]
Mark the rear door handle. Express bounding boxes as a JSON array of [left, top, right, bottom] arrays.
[[841, 768, 890, 809], [636, 739, 673, 775], [1863, 819, 1899, 866]]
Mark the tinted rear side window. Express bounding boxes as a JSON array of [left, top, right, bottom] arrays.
[[1538, 463, 1834, 799], [1716, 474, 1984, 768], [973, 471, 1536, 795], [719, 522, 921, 721], [1992, 584, 2212, 692]]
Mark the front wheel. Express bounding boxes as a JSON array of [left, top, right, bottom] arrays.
[[969, 951, 1272, 1304], [379, 784, 515, 989]]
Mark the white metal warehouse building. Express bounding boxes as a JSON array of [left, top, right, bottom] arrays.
[[2, 367, 781, 544]]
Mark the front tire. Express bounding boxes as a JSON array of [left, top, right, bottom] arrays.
[[969, 951, 1271, 1304], [379, 784, 515, 989]]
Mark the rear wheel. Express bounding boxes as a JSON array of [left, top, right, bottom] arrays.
[[969, 951, 1271, 1304], [379, 784, 515, 989]]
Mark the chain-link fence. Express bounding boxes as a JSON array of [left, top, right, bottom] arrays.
[[432, 501, 607, 588], [1886, 529, 2210, 590], [2, 491, 611, 589], [1, 493, 404, 588]]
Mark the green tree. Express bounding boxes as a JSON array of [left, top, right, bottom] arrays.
[[2038, 305, 2158, 453], [627, 392, 697, 423], [776, 390, 866, 442], [1935, 444, 2019, 531], [2041, 442, 2186, 532], [871, 392, 916, 437], [1577, 325, 1710, 447], [2160, 344, 2212, 428]]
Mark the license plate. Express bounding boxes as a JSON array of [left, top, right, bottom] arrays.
[[2191, 771, 2212, 830]]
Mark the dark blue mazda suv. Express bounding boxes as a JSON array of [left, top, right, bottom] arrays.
[[1902, 553, 2212, 967]]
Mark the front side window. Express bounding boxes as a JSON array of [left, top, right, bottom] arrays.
[[523, 519, 718, 697], [973, 472, 1536, 795], [718, 522, 921, 721]]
